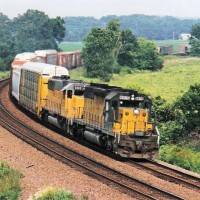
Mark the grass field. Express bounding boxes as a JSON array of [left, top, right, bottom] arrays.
[[59, 40, 189, 53], [59, 42, 84, 51], [154, 40, 189, 53], [70, 57, 200, 103], [0, 71, 10, 79], [58, 41, 198, 103]]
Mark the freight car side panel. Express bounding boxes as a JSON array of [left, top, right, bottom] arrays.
[[19, 69, 40, 115], [12, 68, 21, 101], [46, 54, 58, 65], [19, 69, 49, 116]]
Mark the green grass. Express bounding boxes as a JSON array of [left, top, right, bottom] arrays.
[[0, 71, 10, 79], [159, 145, 200, 174], [31, 187, 87, 200], [154, 40, 189, 53], [0, 161, 22, 200], [70, 57, 200, 103], [59, 42, 84, 51], [59, 40, 188, 53]]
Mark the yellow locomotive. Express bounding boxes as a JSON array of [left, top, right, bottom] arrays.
[[11, 61, 158, 159], [42, 77, 158, 158]]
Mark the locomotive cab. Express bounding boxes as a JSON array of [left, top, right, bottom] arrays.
[[81, 84, 158, 158]]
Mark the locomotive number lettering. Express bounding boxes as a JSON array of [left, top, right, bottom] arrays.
[[120, 95, 131, 100], [135, 96, 144, 101], [74, 86, 85, 91]]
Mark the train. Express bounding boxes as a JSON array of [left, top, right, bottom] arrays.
[[11, 49, 82, 69], [10, 52, 159, 159]]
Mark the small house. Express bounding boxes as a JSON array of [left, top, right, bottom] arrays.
[[179, 33, 191, 41]]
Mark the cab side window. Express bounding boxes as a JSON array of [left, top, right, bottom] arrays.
[[67, 90, 72, 99]]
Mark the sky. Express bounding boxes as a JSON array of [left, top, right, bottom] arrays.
[[1, 0, 200, 19]]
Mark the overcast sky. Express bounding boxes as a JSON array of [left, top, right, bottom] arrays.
[[1, 0, 200, 19]]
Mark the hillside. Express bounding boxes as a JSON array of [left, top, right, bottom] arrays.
[[64, 15, 200, 41], [70, 57, 200, 103]]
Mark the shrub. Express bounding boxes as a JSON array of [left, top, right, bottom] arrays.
[[113, 64, 121, 74], [0, 71, 10, 80], [159, 145, 200, 174], [30, 187, 87, 200], [120, 66, 132, 74], [158, 121, 185, 145], [0, 161, 22, 200], [175, 83, 200, 133]]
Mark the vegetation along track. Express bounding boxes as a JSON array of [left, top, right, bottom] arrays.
[[0, 78, 185, 200], [128, 159, 200, 192]]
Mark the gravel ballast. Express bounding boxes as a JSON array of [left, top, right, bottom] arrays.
[[1, 86, 200, 200]]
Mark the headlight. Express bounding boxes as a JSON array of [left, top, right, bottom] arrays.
[[134, 109, 139, 116]]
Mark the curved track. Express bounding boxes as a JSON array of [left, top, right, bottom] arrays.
[[128, 159, 200, 193], [0, 79, 187, 200]]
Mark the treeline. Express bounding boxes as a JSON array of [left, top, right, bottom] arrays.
[[82, 19, 163, 81], [64, 15, 200, 41], [0, 10, 65, 71]]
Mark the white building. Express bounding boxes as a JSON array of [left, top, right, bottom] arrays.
[[179, 33, 191, 41]]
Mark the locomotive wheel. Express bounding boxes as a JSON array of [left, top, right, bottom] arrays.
[[105, 139, 113, 151]]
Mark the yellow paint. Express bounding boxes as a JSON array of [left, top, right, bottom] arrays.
[[113, 107, 153, 134], [46, 89, 84, 120], [83, 96, 104, 128], [37, 76, 50, 116]]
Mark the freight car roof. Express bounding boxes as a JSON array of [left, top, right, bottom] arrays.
[[14, 52, 36, 61], [22, 62, 69, 77], [35, 49, 57, 57]]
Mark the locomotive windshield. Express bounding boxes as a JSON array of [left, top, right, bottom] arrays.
[[119, 100, 145, 108], [118, 93, 151, 109]]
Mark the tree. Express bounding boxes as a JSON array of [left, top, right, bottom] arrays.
[[12, 9, 65, 53], [136, 38, 163, 70], [176, 84, 200, 133], [107, 19, 121, 59], [0, 13, 15, 70], [190, 37, 200, 56], [82, 19, 163, 81], [82, 19, 121, 81], [82, 27, 114, 81], [191, 23, 200, 39], [51, 16, 66, 43], [190, 23, 200, 56], [117, 29, 139, 67]]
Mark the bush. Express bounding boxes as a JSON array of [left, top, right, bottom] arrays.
[[113, 64, 121, 74], [175, 83, 200, 133], [158, 121, 186, 145], [0, 71, 10, 80], [30, 187, 87, 200], [0, 161, 22, 200], [120, 66, 132, 74], [159, 145, 200, 174], [137, 38, 164, 71]]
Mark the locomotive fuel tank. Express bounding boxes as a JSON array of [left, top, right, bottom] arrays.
[[47, 116, 62, 129], [84, 130, 104, 146]]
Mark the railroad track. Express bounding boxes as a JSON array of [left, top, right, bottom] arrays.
[[128, 158, 200, 193], [0, 79, 185, 200]]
